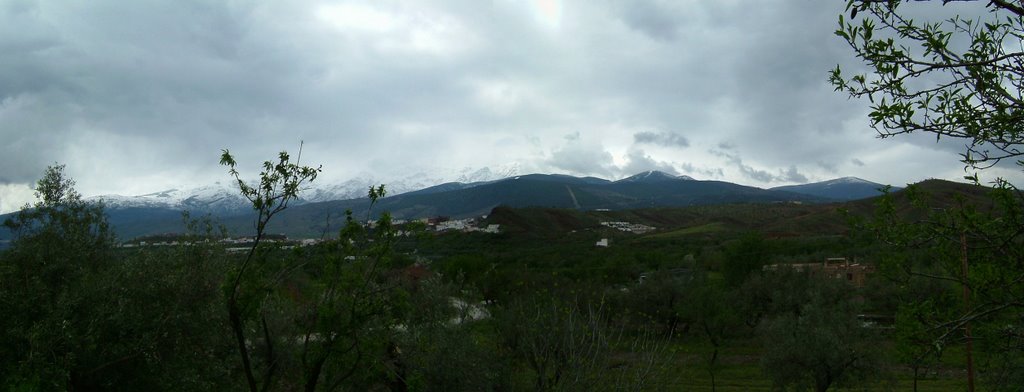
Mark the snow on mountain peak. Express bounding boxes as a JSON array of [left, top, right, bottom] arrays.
[[827, 177, 875, 186], [617, 170, 688, 183], [304, 163, 521, 203], [88, 181, 250, 214], [86, 164, 525, 215]]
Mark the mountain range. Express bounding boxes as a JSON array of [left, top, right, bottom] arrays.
[[1, 170, 897, 240], [87, 163, 525, 214], [770, 176, 898, 201]]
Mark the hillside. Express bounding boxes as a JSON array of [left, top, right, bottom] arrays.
[[478, 178, 1000, 242], [770, 177, 897, 201], [1, 176, 991, 241]]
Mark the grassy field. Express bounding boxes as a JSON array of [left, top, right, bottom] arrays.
[[641, 222, 728, 240], [605, 337, 974, 391], [594, 337, 972, 391]]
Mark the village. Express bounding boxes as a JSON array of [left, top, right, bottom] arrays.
[[120, 215, 503, 251]]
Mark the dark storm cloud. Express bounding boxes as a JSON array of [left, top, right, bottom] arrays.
[[817, 161, 839, 173], [0, 1, 286, 182], [618, 149, 678, 176], [738, 165, 775, 183], [617, 1, 681, 41], [1, 0, 1010, 212], [0, 1, 498, 190], [547, 133, 615, 178], [718, 1, 997, 173], [779, 165, 808, 183], [712, 149, 808, 184], [633, 131, 689, 148], [680, 162, 724, 179]]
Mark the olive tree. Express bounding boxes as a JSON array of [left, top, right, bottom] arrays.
[[759, 275, 881, 392], [1, 166, 235, 391], [219, 146, 320, 391], [833, 1, 1024, 389], [0, 165, 116, 389], [220, 146, 421, 391]]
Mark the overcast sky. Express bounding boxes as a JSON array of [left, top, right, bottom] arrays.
[[1, 0, 1020, 213]]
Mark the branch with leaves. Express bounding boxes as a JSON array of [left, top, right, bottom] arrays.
[[833, 0, 1024, 169], [219, 144, 320, 392]]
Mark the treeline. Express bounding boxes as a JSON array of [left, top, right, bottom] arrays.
[[2, 162, 1022, 391]]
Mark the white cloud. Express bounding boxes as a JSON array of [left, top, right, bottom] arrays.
[[0, 0, 1010, 204], [0, 183, 35, 214]]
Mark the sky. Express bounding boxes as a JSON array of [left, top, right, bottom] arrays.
[[2, 0, 1021, 213]]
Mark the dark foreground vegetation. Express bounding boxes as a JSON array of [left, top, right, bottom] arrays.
[[1, 158, 1021, 391]]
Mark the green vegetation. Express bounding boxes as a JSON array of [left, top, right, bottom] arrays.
[[0, 157, 1014, 391], [642, 222, 726, 239], [834, 1, 1024, 390]]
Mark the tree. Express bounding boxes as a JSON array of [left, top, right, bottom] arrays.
[[832, 0, 1024, 171], [220, 146, 422, 391], [677, 282, 742, 392], [0, 164, 116, 388], [833, 1, 1024, 388], [722, 231, 769, 287], [494, 291, 666, 392], [2, 164, 112, 249], [0, 166, 237, 390], [219, 146, 320, 391], [759, 274, 882, 392], [624, 269, 690, 336]]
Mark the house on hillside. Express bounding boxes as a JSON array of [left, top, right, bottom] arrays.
[[638, 267, 695, 284], [763, 257, 875, 287], [600, 221, 655, 234]]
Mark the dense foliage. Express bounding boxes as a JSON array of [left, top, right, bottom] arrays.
[[835, 1, 1024, 390]]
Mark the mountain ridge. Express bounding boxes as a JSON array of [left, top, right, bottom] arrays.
[[3, 171, 912, 240], [770, 176, 898, 201]]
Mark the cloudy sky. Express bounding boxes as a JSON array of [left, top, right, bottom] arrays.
[[1, 0, 1020, 213]]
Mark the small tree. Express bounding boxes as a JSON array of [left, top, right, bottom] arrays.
[[220, 146, 421, 391], [760, 275, 881, 392], [3, 164, 113, 249], [722, 232, 768, 287], [219, 146, 320, 392], [678, 282, 741, 392], [626, 270, 690, 336], [0, 165, 115, 388]]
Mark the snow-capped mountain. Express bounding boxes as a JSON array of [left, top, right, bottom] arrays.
[[90, 182, 252, 215], [770, 176, 897, 201], [614, 170, 696, 183], [303, 163, 521, 202], [88, 164, 523, 215]]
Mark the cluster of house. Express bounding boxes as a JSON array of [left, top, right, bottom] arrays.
[[593, 221, 659, 248], [421, 216, 500, 233], [600, 221, 656, 234], [122, 215, 503, 251], [123, 234, 299, 248], [363, 216, 503, 234], [763, 257, 876, 287], [122, 235, 326, 254], [434, 219, 500, 233]]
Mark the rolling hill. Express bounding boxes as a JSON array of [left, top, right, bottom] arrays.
[[770, 177, 898, 201], [1, 172, 965, 240]]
